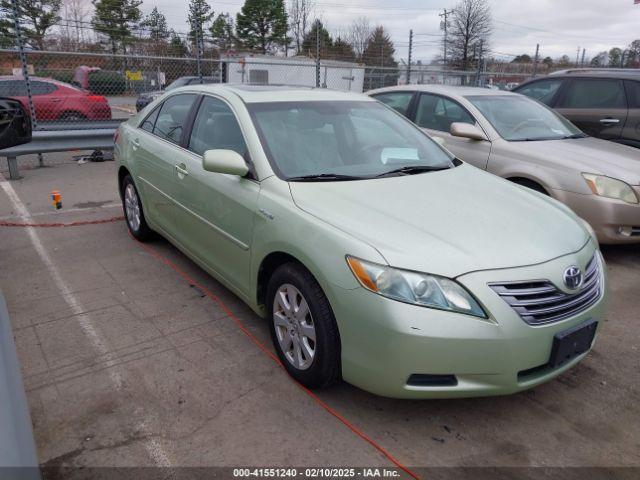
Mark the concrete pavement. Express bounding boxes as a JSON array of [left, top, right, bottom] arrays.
[[1, 162, 639, 475]]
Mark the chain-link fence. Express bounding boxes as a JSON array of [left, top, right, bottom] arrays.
[[1, 47, 541, 129]]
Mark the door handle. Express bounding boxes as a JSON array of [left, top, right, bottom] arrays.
[[132, 138, 140, 150], [599, 118, 620, 125], [175, 164, 189, 176], [51, 98, 62, 103]]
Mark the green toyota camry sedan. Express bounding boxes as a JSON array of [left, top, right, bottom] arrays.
[[115, 84, 607, 399]]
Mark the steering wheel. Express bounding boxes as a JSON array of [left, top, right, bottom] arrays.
[[507, 118, 546, 135]]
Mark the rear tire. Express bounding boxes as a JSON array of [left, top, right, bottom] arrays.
[[267, 263, 341, 389], [121, 174, 154, 241]]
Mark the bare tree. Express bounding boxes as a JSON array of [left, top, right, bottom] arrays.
[[59, 0, 92, 49], [448, 0, 492, 71], [288, 0, 315, 54], [346, 16, 371, 62]]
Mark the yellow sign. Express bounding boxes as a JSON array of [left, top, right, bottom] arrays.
[[125, 70, 142, 81]]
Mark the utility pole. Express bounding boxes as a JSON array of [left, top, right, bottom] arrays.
[[576, 46, 581, 67], [195, 1, 204, 82], [580, 48, 586, 68], [475, 39, 484, 87], [440, 8, 454, 83], [315, 21, 320, 87], [406, 29, 413, 85], [532, 43, 540, 77]]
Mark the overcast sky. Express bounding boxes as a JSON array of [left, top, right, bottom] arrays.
[[141, 0, 640, 63]]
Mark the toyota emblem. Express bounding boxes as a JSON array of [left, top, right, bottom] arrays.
[[563, 266, 583, 290]]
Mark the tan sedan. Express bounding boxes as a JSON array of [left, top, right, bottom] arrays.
[[368, 85, 640, 244]]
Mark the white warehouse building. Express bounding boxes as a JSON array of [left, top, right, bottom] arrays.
[[222, 55, 365, 93]]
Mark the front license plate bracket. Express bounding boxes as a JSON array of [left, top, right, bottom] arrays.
[[548, 319, 598, 369]]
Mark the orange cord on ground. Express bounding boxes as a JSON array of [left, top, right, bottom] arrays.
[[134, 238, 420, 480], [0, 215, 124, 228], [2, 214, 420, 479]]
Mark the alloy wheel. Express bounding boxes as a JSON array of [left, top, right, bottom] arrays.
[[273, 283, 316, 370], [124, 183, 141, 232]]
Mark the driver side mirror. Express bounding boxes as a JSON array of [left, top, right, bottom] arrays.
[[203, 149, 249, 177], [450, 122, 487, 141]]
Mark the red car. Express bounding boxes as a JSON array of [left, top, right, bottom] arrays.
[[0, 76, 112, 122]]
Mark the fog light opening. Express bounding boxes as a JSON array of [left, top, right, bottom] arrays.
[[407, 374, 458, 387]]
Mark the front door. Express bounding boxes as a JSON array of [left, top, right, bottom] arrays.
[[413, 92, 491, 169], [173, 95, 260, 297]]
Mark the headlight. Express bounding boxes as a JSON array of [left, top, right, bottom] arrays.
[[582, 173, 639, 204], [346, 256, 486, 318]]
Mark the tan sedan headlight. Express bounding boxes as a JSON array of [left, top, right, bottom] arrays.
[[582, 173, 639, 204]]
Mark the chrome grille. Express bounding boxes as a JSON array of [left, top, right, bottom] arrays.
[[489, 254, 602, 325]]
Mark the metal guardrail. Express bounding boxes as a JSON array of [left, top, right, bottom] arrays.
[[0, 291, 40, 476], [0, 128, 117, 180]]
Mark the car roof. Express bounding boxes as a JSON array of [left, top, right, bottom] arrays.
[[174, 83, 375, 103], [367, 84, 520, 99], [517, 70, 640, 88]]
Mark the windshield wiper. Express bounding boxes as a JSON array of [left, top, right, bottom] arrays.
[[561, 133, 588, 139], [375, 165, 450, 178], [287, 173, 364, 182]]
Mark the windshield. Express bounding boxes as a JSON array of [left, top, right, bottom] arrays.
[[466, 95, 584, 141], [248, 101, 455, 180], [165, 78, 190, 91]]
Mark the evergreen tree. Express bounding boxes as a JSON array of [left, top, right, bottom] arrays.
[[0, 0, 62, 50], [141, 6, 169, 42], [92, 0, 142, 55], [236, 0, 288, 54], [300, 20, 332, 58], [210, 12, 235, 51], [168, 30, 188, 57], [331, 36, 356, 62], [362, 26, 397, 88], [187, 0, 214, 48]]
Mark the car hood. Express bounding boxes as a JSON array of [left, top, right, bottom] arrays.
[[504, 137, 640, 186], [289, 164, 589, 278]]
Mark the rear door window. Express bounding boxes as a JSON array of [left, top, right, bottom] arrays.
[[516, 78, 563, 106], [140, 106, 160, 133], [372, 92, 414, 115], [560, 79, 627, 109], [30, 81, 57, 95], [152, 94, 197, 144]]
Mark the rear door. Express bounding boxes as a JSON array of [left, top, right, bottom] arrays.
[[134, 93, 198, 234], [412, 92, 491, 169], [555, 78, 627, 140], [623, 80, 640, 147]]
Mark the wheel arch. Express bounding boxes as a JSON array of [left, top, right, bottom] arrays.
[[117, 166, 130, 199], [506, 176, 550, 195], [256, 251, 312, 312]]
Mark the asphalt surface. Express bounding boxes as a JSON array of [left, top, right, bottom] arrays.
[[0, 162, 639, 477]]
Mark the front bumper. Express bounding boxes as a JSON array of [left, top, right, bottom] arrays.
[[552, 187, 640, 244], [329, 242, 606, 399]]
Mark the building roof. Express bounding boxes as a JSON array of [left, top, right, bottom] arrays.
[[174, 83, 374, 103]]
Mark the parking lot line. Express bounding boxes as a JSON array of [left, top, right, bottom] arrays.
[[0, 178, 173, 469], [133, 236, 420, 480]]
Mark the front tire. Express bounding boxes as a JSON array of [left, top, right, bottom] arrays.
[[267, 263, 341, 389], [121, 174, 154, 241]]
